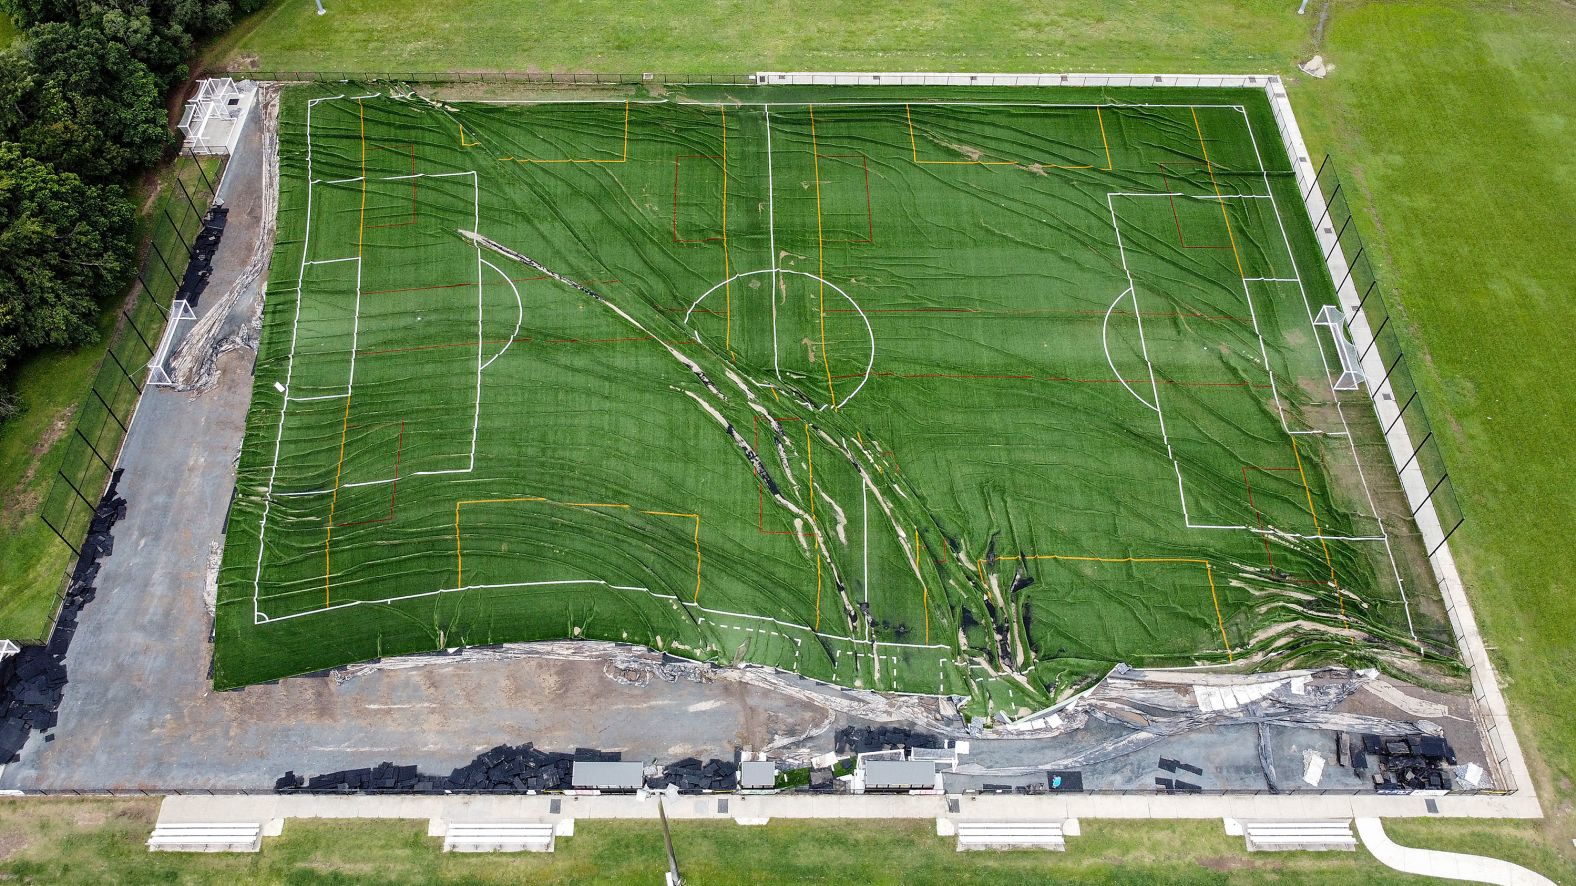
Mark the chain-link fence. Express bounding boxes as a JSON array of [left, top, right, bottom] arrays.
[[1303, 155, 1465, 557], [27, 153, 224, 644], [217, 70, 755, 86]]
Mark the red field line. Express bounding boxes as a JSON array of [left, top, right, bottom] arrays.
[[365, 143, 418, 230], [333, 421, 403, 527], [1159, 163, 1232, 250], [815, 153, 874, 245]]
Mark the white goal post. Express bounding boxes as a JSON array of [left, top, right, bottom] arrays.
[[1313, 304, 1366, 391]]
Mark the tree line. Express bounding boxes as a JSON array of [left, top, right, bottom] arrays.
[[0, 0, 266, 420]]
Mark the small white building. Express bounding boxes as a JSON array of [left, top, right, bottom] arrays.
[[178, 78, 258, 155]]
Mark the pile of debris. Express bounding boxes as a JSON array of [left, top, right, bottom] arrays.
[[176, 205, 228, 308], [835, 725, 941, 754], [652, 757, 737, 792], [1350, 733, 1456, 793], [0, 470, 126, 763], [278, 743, 596, 794]]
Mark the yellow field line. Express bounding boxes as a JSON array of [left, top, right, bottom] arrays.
[[459, 123, 479, 148], [644, 511, 702, 603], [323, 100, 369, 606], [1097, 107, 1113, 171], [904, 104, 919, 162], [1019, 554, 1232, 661], [808, 106, 837, 403], [1290, 438, 1347, 624], [914, 527, 930, 644], [498, 101, 631, 164], [1192, 107, 1248, 279]]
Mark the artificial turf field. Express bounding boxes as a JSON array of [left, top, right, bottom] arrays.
[[214, 84, 1453, 711]]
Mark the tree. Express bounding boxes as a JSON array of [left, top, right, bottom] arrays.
[[0, 22, 170, 181], [0, 142, 135, 378]]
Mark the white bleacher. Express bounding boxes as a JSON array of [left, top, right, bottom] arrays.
[[442, 822, 557, 853], [954, 821, 1066, 851], [146, 822, 263, 852], [1241, 820, 1357, 852]]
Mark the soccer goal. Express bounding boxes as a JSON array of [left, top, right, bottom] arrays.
[[1314, 304, 1367, 391], [145, 299, 198, 388]]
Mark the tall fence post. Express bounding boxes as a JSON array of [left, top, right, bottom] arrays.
[[39, 512, 82, 558], [75, 428, 112, 471], [148, 238, 182, 289], [187, 148, 218, 198], [104, 348, 143, 394], [90, 386, 128, 432]]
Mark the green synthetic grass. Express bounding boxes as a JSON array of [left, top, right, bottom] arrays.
[[213, 83, 1446, 714], [6, 798, 1574, 884]]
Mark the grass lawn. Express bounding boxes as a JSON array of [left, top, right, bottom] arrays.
[[0, 0, 1563, 880], [0, 157, 222, 640], [0, 12, 16, 48], [4, 799, 1574, 884]]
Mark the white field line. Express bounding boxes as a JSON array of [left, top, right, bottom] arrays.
[[253, 92, 494, 620], [1235, 106, 1419, 644], [471, 99, 1247, 111], [681, 268, 875, 409], [256, 579, 948, 656], [253, 95, 1411, 652], [478, 257, 523, 371], [1100, 286, 1158, 412]]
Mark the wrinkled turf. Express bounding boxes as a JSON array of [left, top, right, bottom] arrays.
[[215, 84, 1452, 713]]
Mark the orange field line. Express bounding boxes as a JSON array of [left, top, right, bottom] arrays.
[[453, 498, 701, 601], [1192, 107, 1248, 279], [1019, 554, 1233, 661], [644, 511, 702, 603], [1290, 438, 1347, 625], [914, 527, 931, 645], [807, 106, 837, 403], [322, 99, 368, 607]]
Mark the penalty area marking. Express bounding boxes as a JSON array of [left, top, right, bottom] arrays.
[[681, 268, 875, 410]]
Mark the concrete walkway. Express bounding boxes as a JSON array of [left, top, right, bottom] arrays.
[[1355, 818, 1555, 886]]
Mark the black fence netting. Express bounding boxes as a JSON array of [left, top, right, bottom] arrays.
[[30, 153, 224, 643], [1304, 155, 1464, 557]]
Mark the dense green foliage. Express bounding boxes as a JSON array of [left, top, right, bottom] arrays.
[[0, 143, 132, 378], [0, 0, 270, 413], [0, 23, 167, 180]]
